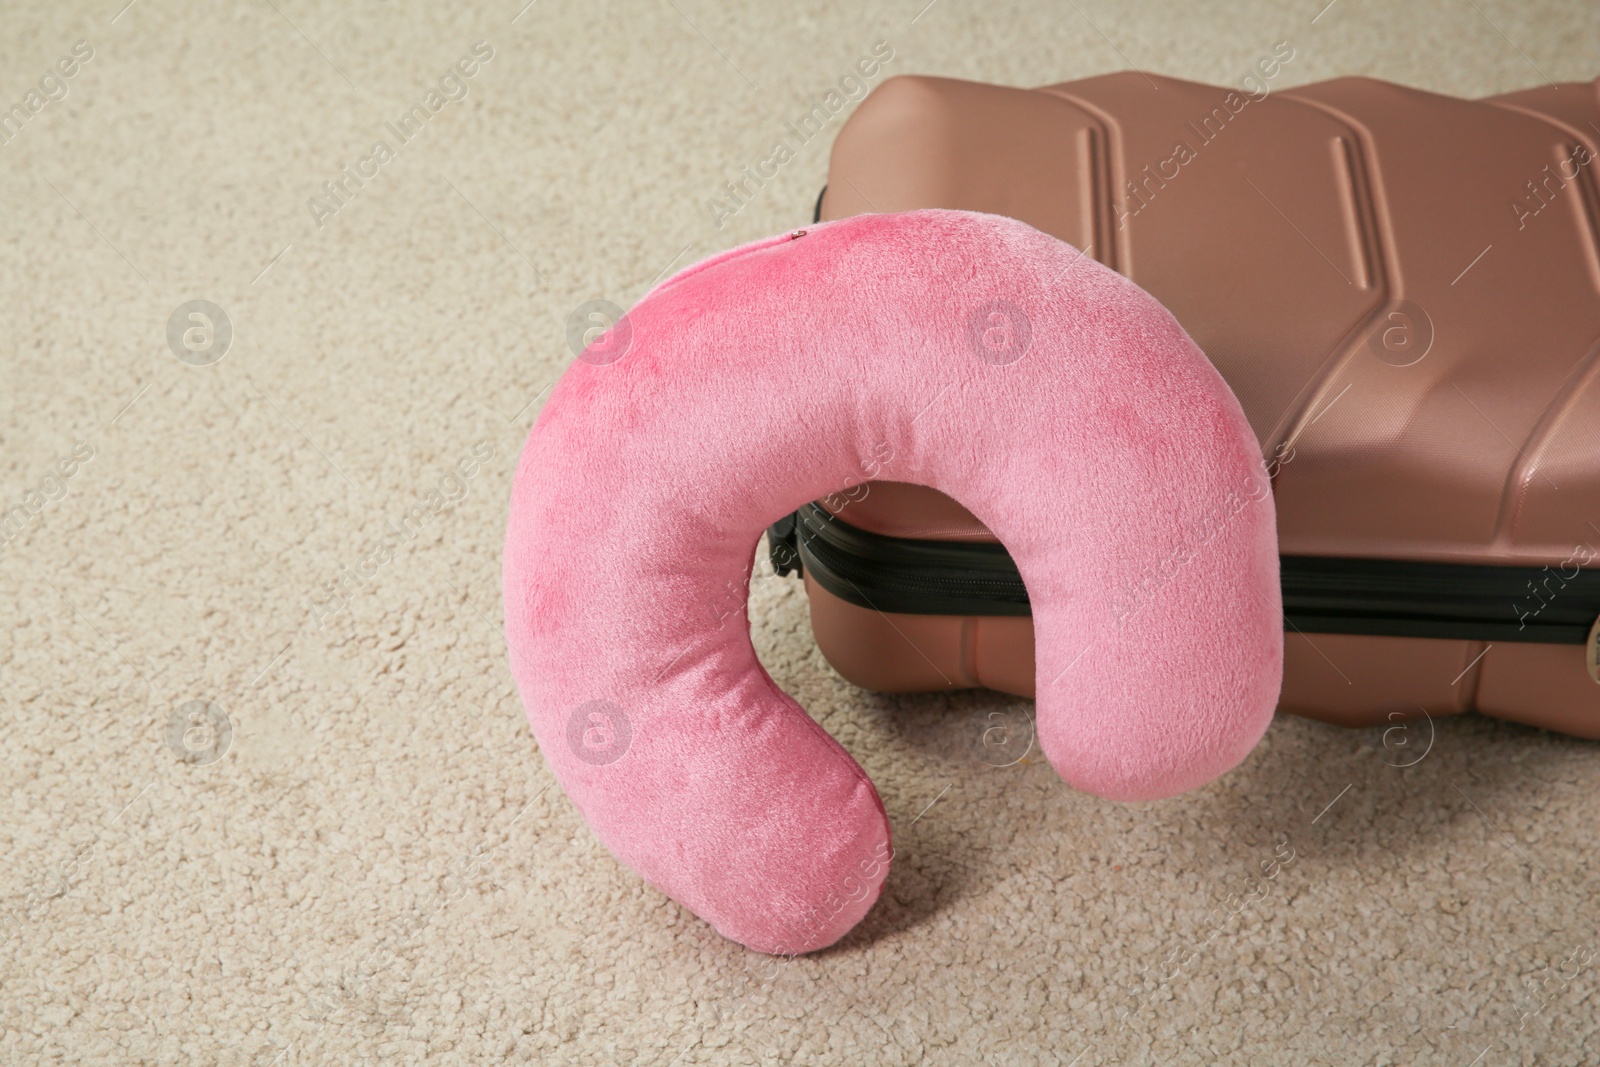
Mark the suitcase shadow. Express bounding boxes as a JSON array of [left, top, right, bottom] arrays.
[[808, 686, 1591, 953], [1208, 709, 1593, 875]]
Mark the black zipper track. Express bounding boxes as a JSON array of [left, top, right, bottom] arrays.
[[793, 504, 1031, 616], [778, 503, 1600, 645]]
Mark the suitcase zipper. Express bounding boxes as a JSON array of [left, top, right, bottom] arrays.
[[776, 503, 1600, 645], [789, 504, 1030, 616]]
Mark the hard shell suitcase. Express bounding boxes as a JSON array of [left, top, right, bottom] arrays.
[[768, 68, 1600, 738]]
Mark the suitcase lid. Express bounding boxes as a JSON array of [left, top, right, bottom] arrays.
[[822, 72, 1600, 567]]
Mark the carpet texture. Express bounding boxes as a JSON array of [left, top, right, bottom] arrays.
[[2, 1, 1597, 1064]]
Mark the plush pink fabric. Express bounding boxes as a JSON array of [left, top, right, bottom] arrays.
[[503, 209, 1282, 954]]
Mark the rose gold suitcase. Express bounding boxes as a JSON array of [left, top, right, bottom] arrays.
[[769, 68, 1600, 738]]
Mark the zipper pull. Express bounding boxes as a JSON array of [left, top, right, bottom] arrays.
[[1587, 615, 1600, 685]]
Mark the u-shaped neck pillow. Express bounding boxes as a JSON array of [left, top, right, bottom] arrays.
[[503, 209, 1282, 955]]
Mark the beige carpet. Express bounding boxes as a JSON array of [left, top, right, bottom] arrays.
[[3, 0, 1598, 1063]]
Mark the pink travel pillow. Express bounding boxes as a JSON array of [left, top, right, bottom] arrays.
[[503, 209, 1283, 955]]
